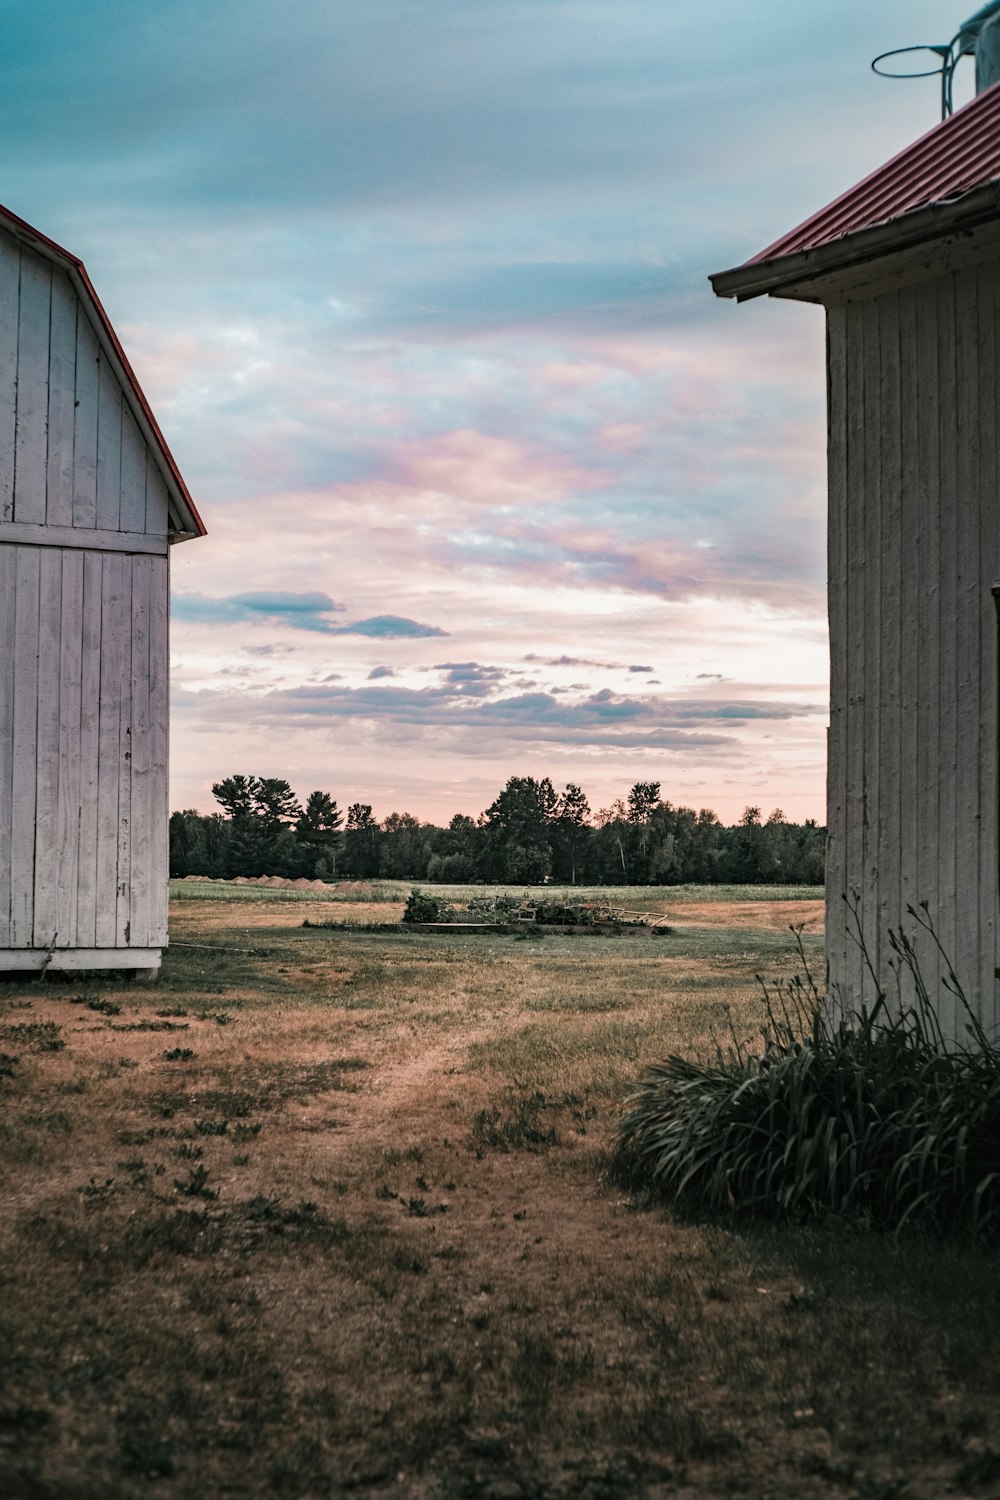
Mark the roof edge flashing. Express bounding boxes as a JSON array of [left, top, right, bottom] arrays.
[[710, 179, 1000, 301]]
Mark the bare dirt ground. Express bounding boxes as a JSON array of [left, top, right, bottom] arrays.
[[1, 896, 998, 1499]]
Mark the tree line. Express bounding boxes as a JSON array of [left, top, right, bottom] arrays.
[[169, 774, 825, 886]]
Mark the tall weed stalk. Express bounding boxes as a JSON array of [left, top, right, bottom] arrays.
[[616, 906, 1000, 1236]]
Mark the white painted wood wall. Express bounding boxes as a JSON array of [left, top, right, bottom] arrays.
[[825, 259, 1000, 1036], [0, 227, 175, 971]]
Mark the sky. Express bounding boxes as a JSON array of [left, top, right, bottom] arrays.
[[3, 1, 975, 824]]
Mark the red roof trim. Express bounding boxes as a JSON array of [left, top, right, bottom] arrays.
[[748, 80, 1000, 268], [0, 204, 206, 539]]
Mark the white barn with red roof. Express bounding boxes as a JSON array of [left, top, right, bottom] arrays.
[[0, 205, 205, 977], [712, 62, 1000, 1035]]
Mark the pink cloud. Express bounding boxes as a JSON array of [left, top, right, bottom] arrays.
[[386, 428, 611, 504], [539, 360, 608, 388], [595, 421, 647, 453]]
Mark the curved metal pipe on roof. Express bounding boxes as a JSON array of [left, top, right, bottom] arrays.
[[873, 1, 1000, 118]]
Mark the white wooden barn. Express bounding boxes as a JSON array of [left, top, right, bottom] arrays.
[[711, 71, 1000, 1036], [0, 205, 205, 976]]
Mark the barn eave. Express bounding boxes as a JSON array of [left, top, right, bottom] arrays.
[[710, 178, 1000, 304]]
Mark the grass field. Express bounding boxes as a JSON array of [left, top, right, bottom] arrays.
[[2, 885, 999, 1498]]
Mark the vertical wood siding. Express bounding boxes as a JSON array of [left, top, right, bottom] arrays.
[[825, 305, 848, 1012], [147, 558, 170, 945], [0, 546, 16, 944], [0, 544, 169, 951], [0, 236, 20, 522], [827, 261, 1000, 1036], [0, 225, 174, 959]]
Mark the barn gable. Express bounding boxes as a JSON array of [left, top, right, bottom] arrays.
[[0, 207, 204, 549], [0, 205, 204, 974]]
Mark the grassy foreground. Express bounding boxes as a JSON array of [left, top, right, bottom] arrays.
[[1, 887, 999, 1498]]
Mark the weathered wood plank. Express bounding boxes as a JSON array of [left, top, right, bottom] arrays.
[[45, 271, 78, 527], [977, 264, 1000, 1033], [843, 298, 869, 1008], [0, 545, 16, 944], [72, 313, 100, 528], [0, 521, 168, 554], [148, 557, 170, 946], [825, 303, 849, 1014], [115, 560, 134, 946], [897, 285, 921, 981], [913, 277, 942, 1004], [876, 291, 903, 982], [95, 356, 122, 532], [95, 552, 125, 948], [0, 947, 162, 972], [936, 273, 960, 1039], [861, 297, 883, 990], [955, 267, 983, 1021], [75, 551, 103, 945], [129, 555, 152, 946], [10, 547, 40, 945], [13, 252, 51, 525], [54, 549, 84, 947], [0, 236, 20, 522], [32, 550, 63, 947], [144, 452, 170, 536], [118, 407, 148, 535]]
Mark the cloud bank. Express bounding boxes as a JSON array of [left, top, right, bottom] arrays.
[[5, 0, 945, 817]]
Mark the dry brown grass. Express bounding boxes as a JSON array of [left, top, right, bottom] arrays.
[[1, 896, 998, 1498], [667, 898, 824, 932]]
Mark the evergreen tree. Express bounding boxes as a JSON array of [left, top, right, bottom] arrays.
[[552, 783, 592, 884], [626, 781, 662, 883], [483, 776, 557, 882], [255, 779, 302, 838], [381, 812, 432, 879], [344, 803, 381, 878], [212, 774, 270, 875], [295, 791, 343, 878], [211, 774, 300, 875], [594, 799, 631, 882], [212, 774, 259, 820], [181, 771, 824, 888]]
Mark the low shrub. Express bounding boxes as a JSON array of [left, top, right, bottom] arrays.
[[617, 906, 1000, 1236], [401, 889, 456, 923]]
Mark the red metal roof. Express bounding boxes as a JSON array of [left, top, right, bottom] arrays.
[[0, 203, 206, 540], [748, 79, 1000, 267]]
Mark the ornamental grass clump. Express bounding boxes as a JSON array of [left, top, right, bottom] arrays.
[[616, 905, 1000, 1236]]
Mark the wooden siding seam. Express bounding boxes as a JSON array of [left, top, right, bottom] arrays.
[[8, 243, 21, 525], [8, 245, 21, 526], [14, 253, 52, 525], [0, 522, 168, 554], [0, 238, 20, 521]]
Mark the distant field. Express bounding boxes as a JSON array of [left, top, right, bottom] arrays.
[[170, 877, 825, 906], [1, 889, 996, 1499]]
